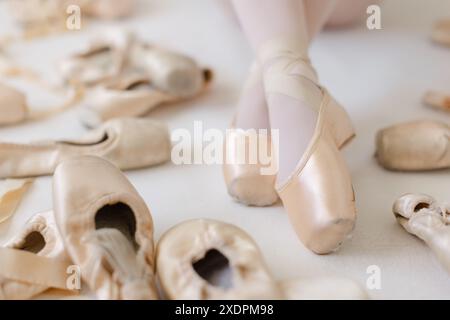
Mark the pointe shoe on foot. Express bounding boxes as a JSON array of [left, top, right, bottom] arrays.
[[223, 63, 278, 207], [258, 38, 356, 254], [376, 120, 450, 171], [223, 127, 278, 207], [0, 211, 72, 300], [0, 118, 171, 179], [156, 219, 283, 299], [53, 156, 158, 300], [393, 194, 450, 273], [0, 82, 27, 126], [82, 67, 212, 127]]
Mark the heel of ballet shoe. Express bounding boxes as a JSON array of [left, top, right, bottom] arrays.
[[327, 98, 356, 149]]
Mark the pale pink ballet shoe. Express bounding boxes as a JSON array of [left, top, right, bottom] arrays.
[[0, 118, 171, 179], [82, 68, 212, 127], [256, 37, 356, 254], [130, 43, 213, 98], [276, 92, 356, 254], [376, 120, 450, 171], [393, 194, 450, 274], [53, 156, 158, 300], [156, 219, 283, 300], [0, 211, 72, 300], [156, 219, 367, 300]]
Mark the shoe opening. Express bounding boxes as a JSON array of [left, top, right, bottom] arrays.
[[414, 202, 429, 212], [192, 249, 233, 290], [125, 79, 152, 91], [95, 202, 138, 250], [203, 68, 213, 84], [18, 231, 46, 254]]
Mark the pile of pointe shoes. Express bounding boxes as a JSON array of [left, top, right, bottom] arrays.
[[0, 29, 213, 179], [375, 20, 450, 172], [0, 155, 368, 300]]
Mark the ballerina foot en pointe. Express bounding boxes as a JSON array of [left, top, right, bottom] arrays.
[[225, 37, 357, 254]]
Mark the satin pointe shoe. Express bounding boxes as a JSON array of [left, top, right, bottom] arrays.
[[256, 38, 356, 254], [0, 118, 171, 179], [59, 30, 133, 87], [279, 276, 368, 300], [393, 194, 450, 273], [0, 211, 72, 300], [82, 68, 212, 127], [53, 156, 158, 300], [130, 44, 213, 98], [223, 63, 278, 207], [0, 82, 27, 126], [376, 120, 450, 171], [223, 60, 355, 207], [156, 219, 283, 300]]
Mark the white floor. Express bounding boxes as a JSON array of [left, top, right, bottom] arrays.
[[0, 0, 449, 300]]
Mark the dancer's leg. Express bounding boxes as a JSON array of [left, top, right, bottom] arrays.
[[234, 0, 337, 132], [304, 0, 338, 39], [232, 0, 326, 183]]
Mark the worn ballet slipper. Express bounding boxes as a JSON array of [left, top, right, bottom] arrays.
[[376, 120, 450, 171], [423, 90, 450, 113], [393, 193, 441, 229], [431, 19, 450, 46], [81, 69, 211, 127], [156, 219, 283, 300], [0, 211, 72, 300], [393, 194, 450, 274], [279, 277, 368, 300], [53, 156, 158, 300], [130, 44, 212, 98], [0, 118, 171, 179], [0, 82, 28, 126], [59, 31, 133, 87], [257, 37, 356, 254]]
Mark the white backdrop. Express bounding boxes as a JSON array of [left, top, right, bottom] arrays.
[[0, 0, 449, 299]]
